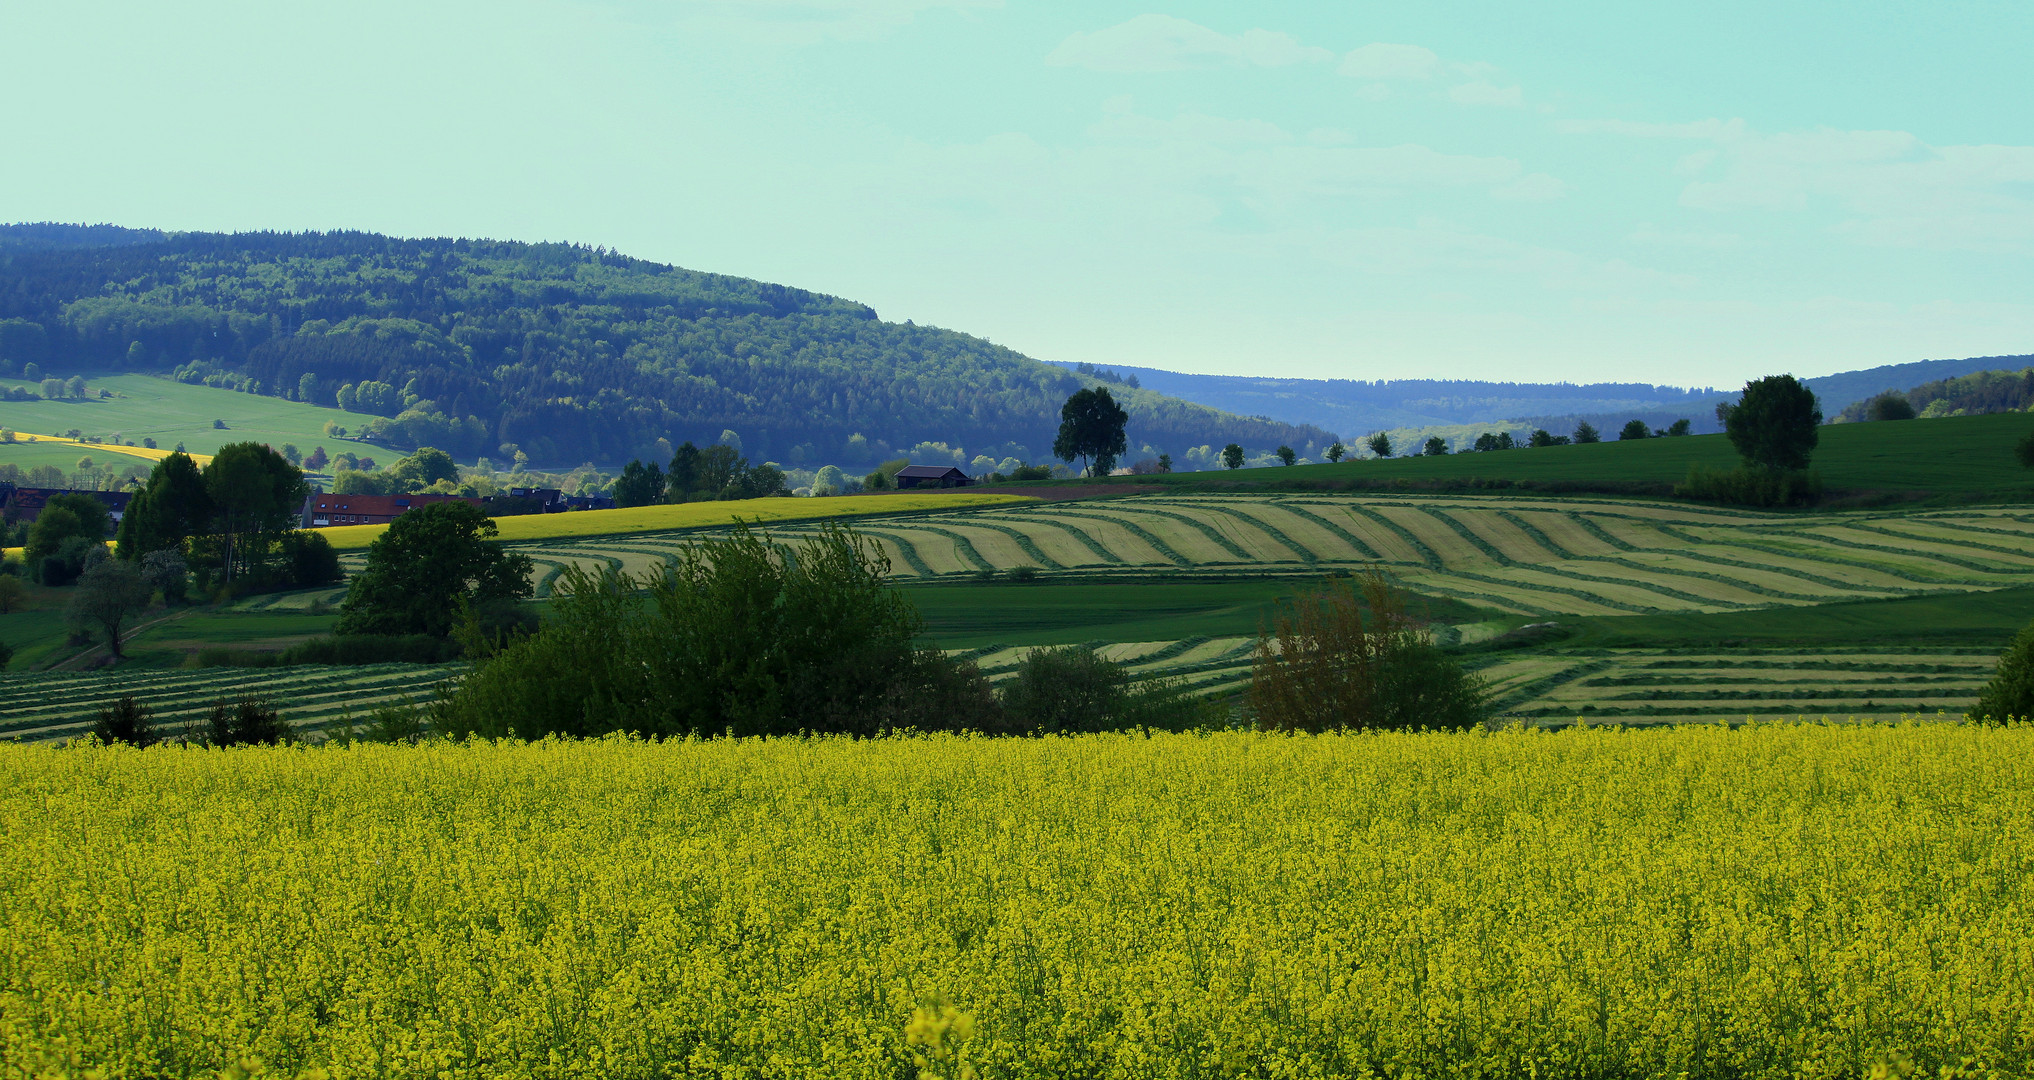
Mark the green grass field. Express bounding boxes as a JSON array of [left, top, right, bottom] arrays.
[[1093, 410, 2034, 502], [0, 373, 377, 465]]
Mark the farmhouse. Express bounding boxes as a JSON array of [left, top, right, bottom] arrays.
[[302, 492, 483, 527], [1, 486, 135, 532], [504, 487, 618, 513], [894, 465, 971, 489]]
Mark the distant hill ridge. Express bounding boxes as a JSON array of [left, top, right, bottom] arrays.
[[0, 223, 1331, 468], [1057, 353, 2033, 438]]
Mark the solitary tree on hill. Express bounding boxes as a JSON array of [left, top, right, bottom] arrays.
[[1325, 442, 1345, 463], [1276, 445, 1296, 467], [1424, 437, 1448, 456], [1221, 443, 1244, 470], [1573, 421, 1601, 444], [1054, 388, 1129, 477], [1618, 419, 1652, 441], [1366, 433, 1392, 459], [1723, 375, 1822, 473]]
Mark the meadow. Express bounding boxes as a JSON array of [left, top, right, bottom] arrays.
[[4, 726, 2029, 1079], [0, 373, 373, 464], [1121, 409, 2034, 500]]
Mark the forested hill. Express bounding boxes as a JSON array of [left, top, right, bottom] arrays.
[[0, 225, 1332, 467]]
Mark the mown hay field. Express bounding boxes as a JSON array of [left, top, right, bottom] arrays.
[[4, 726, 2030, 1079], [0, 663, 460, 743]]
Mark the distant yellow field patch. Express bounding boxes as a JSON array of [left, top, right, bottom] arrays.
[[1, 433, 213, 467], [315, 492, 1038, 551]]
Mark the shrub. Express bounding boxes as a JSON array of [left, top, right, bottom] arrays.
[[1675, 464, 1822, 508], [1250, 572, 1486, 732], [438, 524, 926, 740], [202, 697, 292, 746], [997, 646, 1218, 734], [1972, 619, 2034, 722], [90, 696, 159, 747]]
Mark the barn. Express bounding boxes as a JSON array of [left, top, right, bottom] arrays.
[[893, 465, 971, 489]]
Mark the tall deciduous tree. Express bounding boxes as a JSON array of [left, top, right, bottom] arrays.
[[1053, 388, 1129, 477], [1724, 375, 1822, 473], [1366, 433, 1392, 459], [1573, 421, 1601, 444], [337, 502, 534, 638], [614, 460, 667, 507], [202, 443, 308, 582], [117, 452, 213, 560], [1221, 443, 1244, 470]]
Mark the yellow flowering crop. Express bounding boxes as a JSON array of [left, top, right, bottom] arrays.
[[2, 725, 2030, 1078], [314, 492, 1037, 551]]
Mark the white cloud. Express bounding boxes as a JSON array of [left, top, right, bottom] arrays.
[[1448, 81, 1523, 108], [1046, 14, 1333, 72], [1491, 173, 1567, 202], [1565, 116, 2034, 252], [1338, 43, 1441, 80]]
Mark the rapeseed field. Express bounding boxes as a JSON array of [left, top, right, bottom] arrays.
[[2, 725, 2029, 1079], [313, 492, 1037, 551]]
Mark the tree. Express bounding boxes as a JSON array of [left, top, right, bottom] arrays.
[[1573, 421, 1601, 444], [28, 494, 110, 584], [0, 574, 24, 613], [386, 447, 458, 492], [1053, 388, 1129, 477], [1423, 436, 1448, 456], [668, 441, 702, 496], [2017, 430, 2034, 469], [280, 443, 302, 466], [66, 556, 153, 658], [1156, 453, 1172, 474], [1366, 433, 1392, 459], [202, 442, 308, 581], [1326, 442, 1345, 463], [1249, 572, 1486, 732], [1725, 375, 1822, 473], [140, 549, 189, 605], [1866, 393, 1917, 422], [1664, 419, 1692, 437], [613, 459, 667, 507], [1972, 618, 2034, 722], [117, 452, 212, 560], [1528, 429, 1569, 448], [337, 501, 534, 638], [1221, 443, 1244, 470], [1619, 419, 1652, 441], [1276, 445, 1296, 467], [91, 695, 160, 747], [304, 446, 329, 471]]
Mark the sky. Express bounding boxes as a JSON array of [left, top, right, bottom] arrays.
[[3, 0, 2032, 389]]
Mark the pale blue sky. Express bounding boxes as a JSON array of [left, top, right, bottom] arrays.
[[5, 0, 2032, 387]]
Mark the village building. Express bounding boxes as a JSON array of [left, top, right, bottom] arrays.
[[0, 486, 135, 532], [893, 465, 971, 489], [301, 492, 483, 528]]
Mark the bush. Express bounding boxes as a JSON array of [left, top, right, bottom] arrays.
[[1972, 619, 2034, 723], [202, 697, 292, 746], [439, 524, 928, 740], [1675, 464, 1822, 508], [90, 696, 159, 747], [997, 645, 1219, 734], [1250, 572, 1486, 732]]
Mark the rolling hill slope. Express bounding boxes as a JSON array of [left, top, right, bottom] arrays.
[[0, 224, 1333, 469]]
